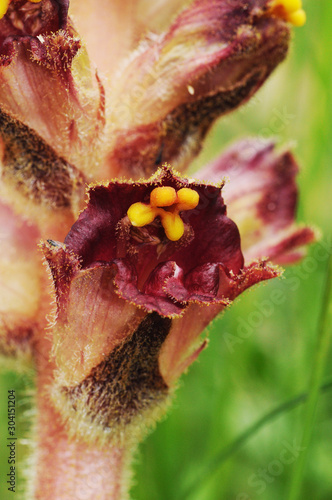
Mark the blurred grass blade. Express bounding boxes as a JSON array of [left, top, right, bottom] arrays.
[[177, 376, 332, 500], [287, 249, 332, 500]]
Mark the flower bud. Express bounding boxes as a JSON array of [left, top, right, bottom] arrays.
[[0, 0, 105, 175], [106, 0, 291, 178]]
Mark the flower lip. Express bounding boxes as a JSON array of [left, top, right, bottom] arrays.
[[63, 166, 244, 317]]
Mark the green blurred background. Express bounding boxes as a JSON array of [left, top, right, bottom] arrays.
[[0, 1, 331, 499]]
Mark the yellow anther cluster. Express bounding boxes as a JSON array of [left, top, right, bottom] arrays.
[[0, 0, 10, 18], [269, 0, 306, 27], [127, 186, 199, 242], [0, 0, 42, 20]]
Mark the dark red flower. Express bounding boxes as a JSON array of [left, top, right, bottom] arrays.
[[42, 166, 282, 439]]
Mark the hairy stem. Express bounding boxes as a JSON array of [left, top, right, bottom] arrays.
[[31, 338, 133, 500]]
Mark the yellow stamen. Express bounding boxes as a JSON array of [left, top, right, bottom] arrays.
[[0, 0, 10, 19], [127, 186, 199, 242], [269, 0, 306, 26], [150, 186, 177, 207], [177, 188, 200, 211], [160, 212, 185, 242], [288, 9, 306, 27], [0, 0, 42, 20], [279, 0, 302, 11], [127, 202, 158, 227]]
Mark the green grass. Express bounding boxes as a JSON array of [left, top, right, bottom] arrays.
[[1, 1, 331, 499]]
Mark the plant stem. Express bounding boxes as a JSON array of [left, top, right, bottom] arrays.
[[287, 250, 332, 500], [31, 338, 133, 500]]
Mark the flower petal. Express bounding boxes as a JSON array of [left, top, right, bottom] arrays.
[[42, 164, 285, 425], [196, 138, 316, 264], [106, 0, 290, 178]]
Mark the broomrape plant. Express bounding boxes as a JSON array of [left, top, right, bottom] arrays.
[[0, 1, 315, 499]]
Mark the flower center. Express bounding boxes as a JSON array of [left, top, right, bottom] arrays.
[[0, 0, 41, 20], [127, 186, 199, 242], [268, 0, 306, 27]]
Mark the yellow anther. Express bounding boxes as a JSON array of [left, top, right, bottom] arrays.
[[280, 0, 302, 11], [269, 0, 306, 26], [150, 186, 177, 207], [176, 188, 199, 211], [160, 212, 185, 242], [127, 186, 199, 242], [288, 9, 306, 27], [127, 202, 158, 227], [0, 0, 10, 19]]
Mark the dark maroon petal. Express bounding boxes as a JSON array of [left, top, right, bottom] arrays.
[[2, 0, 69, 35], [165, 263, 230, 304], [114, 259, 185, 317], [228, 260, 281, 300], [64, 182, 151, 266], [173, 203, 244, 275], [143, 261, 182, 301]]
